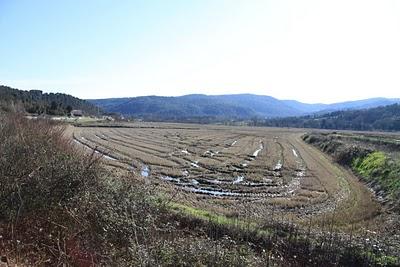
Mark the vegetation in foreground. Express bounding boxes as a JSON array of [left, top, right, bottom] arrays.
[[0, 114, 399, 266]]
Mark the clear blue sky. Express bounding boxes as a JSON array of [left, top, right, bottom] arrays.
[[1, 0, 400, 103]]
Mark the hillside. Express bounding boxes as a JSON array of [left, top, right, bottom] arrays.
[[89, 94, 400, 120], [0, 85, 99, 115], [263, 104, 400, 131], [89, 94, 301, 120], [313, 97, 400, 115]]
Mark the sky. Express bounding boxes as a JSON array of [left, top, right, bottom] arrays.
[[1, 0, 399, 103]]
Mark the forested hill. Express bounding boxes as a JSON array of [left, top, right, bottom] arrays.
[[89, 94, 400, 121], [263, 104, 400, 131], [0, 85, 99, 115], [89, 94, 302, 120]]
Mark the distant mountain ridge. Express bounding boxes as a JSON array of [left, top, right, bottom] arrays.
[[89, 94, 400, 120]]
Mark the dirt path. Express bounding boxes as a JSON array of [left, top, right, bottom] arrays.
[[288, 133, 381, 227]]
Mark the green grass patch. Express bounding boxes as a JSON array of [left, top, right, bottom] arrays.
[[353, 151, 400, 203], [353, 151, 388, 178], [169, 202, 256, 229], [168, 202, 275, 238]]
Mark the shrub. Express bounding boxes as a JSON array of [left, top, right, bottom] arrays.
[[0, 114, 101, 221], [73, 175, 162, 265]]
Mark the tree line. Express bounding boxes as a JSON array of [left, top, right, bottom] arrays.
[[256, 104, 400, 131], [0, 85, 99, 115]]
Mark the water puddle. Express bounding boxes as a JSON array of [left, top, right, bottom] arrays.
[[242, 181, 273, 187], [161, 175, 179, 182], [141, 165, 150, 177], [183, 187, 243, 197], [74, 138, 117, 161], [181, 149, 190, 155], [102, 154, 117, 161], [253, 142, 264, 157], [285, 168, 305, 195], [201, 179, 223, 185], [154, 163, 305, 198], [233, 175, 244, 184], [204, 150, 217, 157], [191, 161, 200, 168], [95, 134, 108, 140], [274, 161, 282, 171]]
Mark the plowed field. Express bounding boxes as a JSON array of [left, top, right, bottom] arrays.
[[72, 123, 380, 227]]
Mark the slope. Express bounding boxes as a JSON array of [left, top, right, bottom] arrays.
[[90, 94, 400, 120], [264, 103, 400, 131], [0, 85, 100, 115]]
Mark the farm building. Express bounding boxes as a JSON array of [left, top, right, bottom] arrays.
[[71, 110, 83, 117]]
